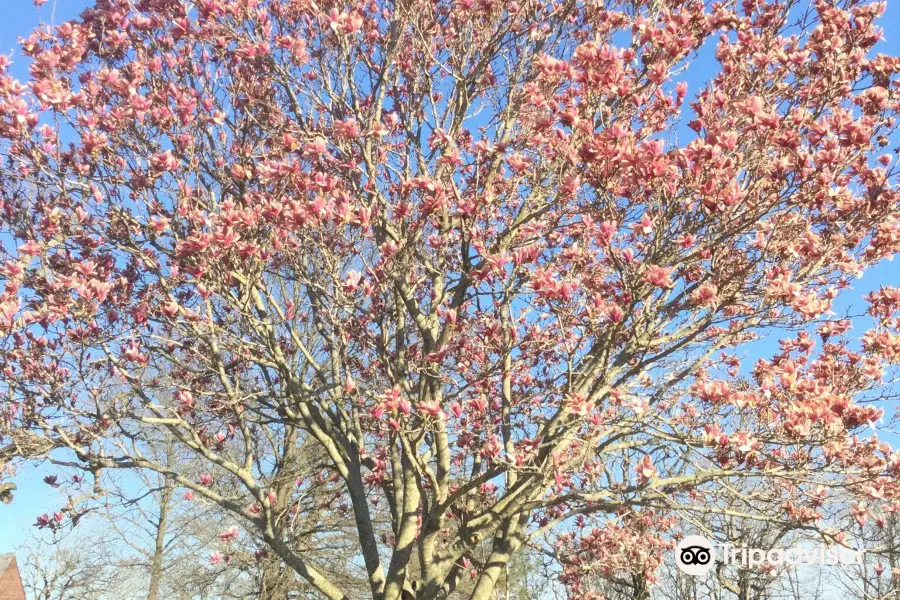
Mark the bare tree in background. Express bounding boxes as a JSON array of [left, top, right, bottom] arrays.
[[829, 512, 900, 600], [21, 536, 140, 600]]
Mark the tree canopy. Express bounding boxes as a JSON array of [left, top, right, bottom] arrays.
[[1, 0, 900, 598]]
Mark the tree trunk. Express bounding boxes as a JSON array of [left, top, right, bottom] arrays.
[[147, 474, 172, 600], [259, 555, 292, 600]]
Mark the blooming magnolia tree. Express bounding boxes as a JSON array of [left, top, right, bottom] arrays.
[[2, 0, 900, 598]]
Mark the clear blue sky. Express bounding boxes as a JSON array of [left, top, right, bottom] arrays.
[[0, 0, 898, 564]]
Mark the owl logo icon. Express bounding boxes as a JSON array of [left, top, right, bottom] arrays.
[[676, 535, 715, 576]]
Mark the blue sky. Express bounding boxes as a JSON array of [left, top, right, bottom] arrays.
[[0, 0, 899, 576]]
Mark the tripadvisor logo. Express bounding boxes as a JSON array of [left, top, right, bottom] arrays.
[[674, 535, 865, 576], [676, 535, 715, 576]]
